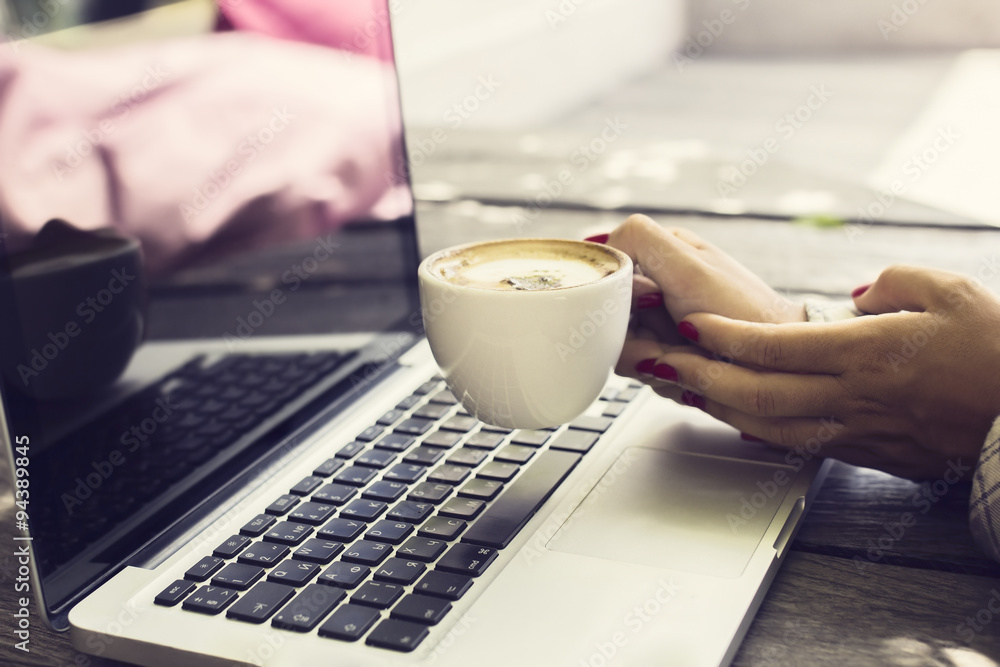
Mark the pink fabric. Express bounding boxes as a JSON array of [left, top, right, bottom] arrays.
[[217, 0, 395, 62], [0, 30, 408, 277]]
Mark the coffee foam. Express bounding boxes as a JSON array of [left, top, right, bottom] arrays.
[[432, 240, 620, 291]]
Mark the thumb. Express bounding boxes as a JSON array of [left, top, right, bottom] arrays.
[[853, 264, 959, 315]]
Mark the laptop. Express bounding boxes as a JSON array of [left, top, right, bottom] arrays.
[[0, 2, 829, 665]]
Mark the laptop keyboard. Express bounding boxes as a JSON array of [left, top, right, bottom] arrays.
[[154, 375, 641, 653]]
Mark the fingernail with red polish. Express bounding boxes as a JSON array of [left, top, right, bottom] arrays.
[[584, 233, 609, 244], [851, 284, 871, 299], [681, 390, 706, 410], [740, 433, 765, 443], [635, 358, 657, 375], [637, 293, 663, 309], [678, 321, 699, 342], [652, 363, 678, 382]]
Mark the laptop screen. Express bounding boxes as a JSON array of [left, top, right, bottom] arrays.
[[0, 0, 420, 620]]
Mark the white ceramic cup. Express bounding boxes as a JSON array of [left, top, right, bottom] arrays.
[[418, 238, 633, 429]]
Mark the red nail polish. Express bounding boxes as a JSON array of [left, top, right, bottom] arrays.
[[637, 293, 663, 309], [851, 284, 871, 298], [584, 233, 609, 244], [681, 390, 706, 410], [652, 363, 678, 382], [740, 433, 765, 443], [678, 321, 699, 342], [635, 358, 656, 375]]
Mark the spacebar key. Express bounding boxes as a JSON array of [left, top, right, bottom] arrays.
[[461, 450, 581, 549]]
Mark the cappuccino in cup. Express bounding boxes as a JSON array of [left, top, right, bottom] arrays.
[[418, 238, 632, 429]]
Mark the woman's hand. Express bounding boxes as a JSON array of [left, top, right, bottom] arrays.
[[639, 264, 1000, 480], [599, 214, 805, 380]]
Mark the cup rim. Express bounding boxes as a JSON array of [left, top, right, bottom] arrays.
[[418, 237, 632, 293]]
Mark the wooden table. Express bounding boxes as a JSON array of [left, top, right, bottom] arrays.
[[4, 126, 1000, 665]]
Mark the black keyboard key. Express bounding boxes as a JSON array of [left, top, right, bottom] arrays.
[[422, 430, 463, 448], [464, 430, 505, 449], [317, 518, 366, 541], [313, 458, 345, 477], [336, 441, 366, 459], [340, 499, 388, 522], [414, 571, 472, 600], [427, 464, 470, 485], [185, 556, 224, 582], [214, 534, 252, 558], [238, 542, 290, 567], [212, 562, 264, 591], [375, 558, 426, 585], [377, 409, 406, 426], [366, 619, 429, 652], [312, 483, 357, 505], [412, 403, 450, 420], [263, 521, 313, 546], [356, 425, 385, 442], [403, 446, 445, 466], [226, 581, 295, 623], [318, 562, 369, 589], [413, 380, 440, 395], [265, 494, 300, 516], [477, 461, 519, 482], [333, 466, 378, 487], [438, 498, 486, 520], [494, 445, 536, 464], [267, 559, 321, 586], [351, 580, 404, 609], [549, 430, 599, 454], [457, 478, 504, 501], [395, 394, 423, 410], [387, 501, 434, 523], [463, 449, 581, 549], [417, 517, 466, 540], [356, 449, 397, 469], [374, 432, 416, 452], [154, 579, 196, 607], [600, 387, 619, 401], [342, 539, 392, 566], [447, 448, 488, 467], [398, 537, 447, 563], [408, 482, 453, 504], [272, 584, 343, 631], [429, 389, 457, 405], [182, 585, 239, 614], [602, 401, 628, 418], [292, 539, 344, 565], [395, 418, 435, 435], [440, 415, 478, 433], [569, 415, 614, 433], [363, 480, 407, 502], [391, 593, 451, 625], [289, 502, 337, 525], [365, 520, 414, 545], [511, 430, 551, 447], [319, 604, 380, 641], [384, 464, 427, 483], [240, 514, 276, 537], [478, 424, 513, 434], [437, 543, 498, 577], [290, 475, 324, 496], [616, 386, 641, 402]]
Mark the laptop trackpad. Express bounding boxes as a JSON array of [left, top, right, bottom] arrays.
[[545, 447, 792, 578]]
